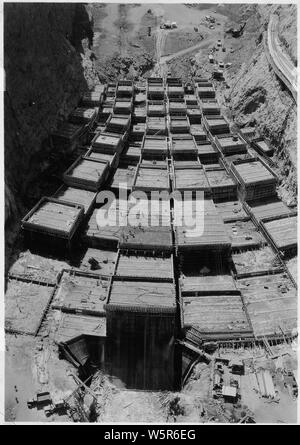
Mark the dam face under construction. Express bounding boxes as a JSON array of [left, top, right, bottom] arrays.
[[4, 3, 297, 424]]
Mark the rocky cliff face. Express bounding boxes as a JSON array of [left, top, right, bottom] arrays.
[[4, 3, 97, 228], [222, 4, 297, 204]]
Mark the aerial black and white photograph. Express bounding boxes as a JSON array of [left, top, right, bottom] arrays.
[[2, 1, 298, 426]]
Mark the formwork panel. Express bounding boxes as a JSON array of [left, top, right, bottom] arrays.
[[63, 157, 109, 192], [51, 270, 110, 316], [238, 273, 297, 337], [170, 116, 189, 132], [142, 136, 168, 157], [147, 101, 166, 116], [232, 247, 282, 277], [107, 279, 176, 312], [203, 115, 230, 135], [180, 274, 237, 295], [215, 135, 247, 155], [146, 117, 167, 135], [69, 107, 98, 125], [186, 108, 202, 124], [5, 278, 55, 335], [215, 200, 249, 222], [83, 209, 121, 248], [109, 163, 136, 192], [113, 99, 133, 115], [133, 165, 170, 193], [116, 253, 173, 280], [205, 168, 237, 201], [231, 158, 277, 201], [106, 115, 131, 134], [190, 125, 207, 142], [81, 91, 103, 107], [22, 197, 84, 240], [92, 132, 123, 154], [225, 220, 266, 250], [55, 312, 106, 343], [120, 226, 173, 252], [171, 135, 197, 156], [175, 199, 231, 252], [8, 250, 69, 284], [85, 148, 119, 169], [80, 247, 117, 276], [53, 185, 97, 217], [182, 294, 252, 338], [197, 141, 219, 164], [245, 197, 293, 223], [262, 215, 297, 252], [173, 166, 211, 195]]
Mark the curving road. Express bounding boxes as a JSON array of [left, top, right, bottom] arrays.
[[267, 14, 297, 101]]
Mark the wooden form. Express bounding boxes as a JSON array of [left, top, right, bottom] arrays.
[[203, 115, 230, 135], [55, 313, 106, 343], [225, 219, 267, 250], [238, 273, 297, 337], [190, 125, 206, 142], [260, 213, 297, 253], [131, 123, 146, 140], [180, 274, 238, 296], [106, 277, 176, 313], [230, 157, 278, 201], [109, 162, 137, 193], [141, 135, 168, 157], [113, 98, 133, 115], [83, 203, 125, 248], [167, 85, 185, 98], [92, 131, 124, 154], [121, 141, 142, 163], [105, 114, 131, 134], [232, 246, 282, 278], [80, 247, 117, 276], [196, 85, 216, 99], [169, 116, 189, 133], [172, 164, 211, 197], [53, 185, 97, 217], [81, 91, 103, 107], [115, 251, 174, 280], [196, 140, 219, 164], [244, 197, 294, 224], [132, 164, 170, 193], [186, 108, 202, 124], [63, 156, 109, 192], [147, 79, 165, 100], [51, 269, 110, 316], [146, 116, 167, 135], [175, 199, 231, 252], [251, 137, 274, 157], [200, 99, 220, 115], [222, 152, 254, 168], [170, 134, 197, 156], [133, 106, 147, 123], [168, 100, 187, 116], [85, 147, 119, 169], [214, 134, 247, 155], [22, 197, 84, 241], [147, 100, 166, 116], [116, 81, 134, 98], [204, 166, 237, 201], [181, 293, 252, 339], [215, 200, 249, 222], [69, 107, 98, 126], [5, 276, 56, 335], [120, 225, 173, 252]]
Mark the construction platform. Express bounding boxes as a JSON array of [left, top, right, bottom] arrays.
[[85, 147, 119, 169], [53, 185, 97, 217], [244, 197, 294, 224], [214, 134, 247, 155], [260, 214, 297, 253], [51, 270, 110, 316], [92, 132, 124, 154], [55, 312, 106, 343], [232, 246, 282, 278], [132, 164, 170, 193], [230, 158, 278, 201], [238, 273, 297, 337], [172, 164, 211, 196], [203, 115, 230, 135], [21, 197, 84, 245], [225, 219, 267, 250], [214, 200, 249, 222], [170, 134, 198, 156], [196, 140, 219, 164], [175, 199, 231, 252], [80, 247, 117, 276], [204, 166, 237, 201], [108, 161, 136, 193], [63, 156, 109, 192], [115, 251, 174, 280], [181, 293, 252, 340], [141, 135, 168, 157]]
